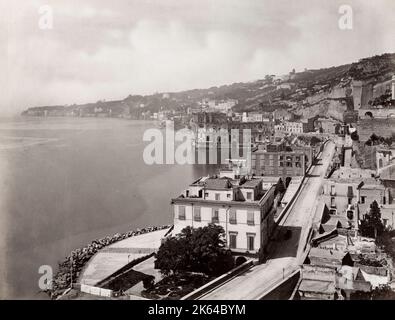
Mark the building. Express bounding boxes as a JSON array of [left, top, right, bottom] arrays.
[[376, 149, 393, 174], [201, 99, 238, 113], [251, 143, 312, 178], [322, 167, 378, 214], [317, 118, 342, 135], [357, 118, 395, 142], [307, 247, 354, 268], [357, 180, 391, 228], [242, 112, 272, 123], [171, 174, 278, 257], [275, 117, 315, 134], [343, 110, 359, 124], [322, 165, 393, 232], [273, 109, 294, 121], [297, 202, 392, 300], [191, 112, 275, 147], [297, 265, 338, 300]]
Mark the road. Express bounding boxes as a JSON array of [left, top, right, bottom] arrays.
[[199, 141, 336, 300]]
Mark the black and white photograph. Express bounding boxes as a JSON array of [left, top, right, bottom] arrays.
[[1, 0, 395, 307]]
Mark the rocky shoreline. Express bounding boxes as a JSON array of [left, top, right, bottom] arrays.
[[47, 225, 172, 299]]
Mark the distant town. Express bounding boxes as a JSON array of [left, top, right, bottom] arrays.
[[28, 52, 395, 300]]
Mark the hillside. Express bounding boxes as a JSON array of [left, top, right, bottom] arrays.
[[22, 53, 395, 120]]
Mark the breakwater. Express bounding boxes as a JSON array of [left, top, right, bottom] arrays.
[[48, 225, 172, 299]]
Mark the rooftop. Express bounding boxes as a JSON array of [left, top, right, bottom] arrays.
[[329, 166, 376, 181], [174, 175, 276, 206], [240, 178, 262, 189], [204, 177, 234, 190], [298, 279, 335, 294], [309, 247, 348, 263]]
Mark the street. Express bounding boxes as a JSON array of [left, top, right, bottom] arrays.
[[199, 140, 336, 300]]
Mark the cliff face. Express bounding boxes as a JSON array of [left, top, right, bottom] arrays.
[[293, 99, 348, 121]]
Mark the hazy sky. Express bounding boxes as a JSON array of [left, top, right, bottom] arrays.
[[1, 0, 395, 115]]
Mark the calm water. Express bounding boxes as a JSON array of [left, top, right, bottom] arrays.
[[0, 117, 217, 299]]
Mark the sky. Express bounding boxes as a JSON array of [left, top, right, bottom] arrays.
[[1, 0, 395, 115]]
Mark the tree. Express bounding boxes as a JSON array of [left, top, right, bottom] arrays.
[[276, 180, 286, 195], [360, 200, 384, 238], [154, 236, 189, 276], [371, 285, 395, 300], [142, 275, 155, 290], [350, 131, 359, 141], [155, 225, 234, 276], [310, 136, 321, 146]]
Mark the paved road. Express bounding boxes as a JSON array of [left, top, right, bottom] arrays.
[[200, 141, 336, 300]]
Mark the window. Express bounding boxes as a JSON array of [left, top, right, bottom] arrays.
[[347, 186, 353, 198], [286, 162, 292, 167], [295, 162, 301, 168], [204, 192, 209, 198], [383, 219, 388, 227], [229, 209, 237, 224], [229, 233, 237, 249], [247, 211, 254, 225], [383, 196, 386, 205], [330, 197, 336, 208], [360, 196, 366, 204], [193, 206, 201, 221], [348, 197, 352, 205], [331, 185, 335, 196], [295, 156, 301, 161], [279, 155, 284, 161], [247, 234, 255, 251], [215, 193, 220, 201], [246, 192, 252, 200], [212, 209, 219, 223], [227, 193, 231, 199], [279, 162, 284, 167], [178, 206, 186, 220]]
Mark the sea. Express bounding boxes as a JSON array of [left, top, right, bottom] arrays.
[[0, 116, 217, 299]]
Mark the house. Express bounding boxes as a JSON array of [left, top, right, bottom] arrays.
[[307, 247, 354, 267], [322, 168, 387, 222], [171, 175, 278, 258], [336, 266, 372, 298], [297, 265, 338, 300], [251, 143, 312, 178]]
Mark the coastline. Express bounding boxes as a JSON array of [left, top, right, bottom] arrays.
[[48, 224, 172, 299]]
